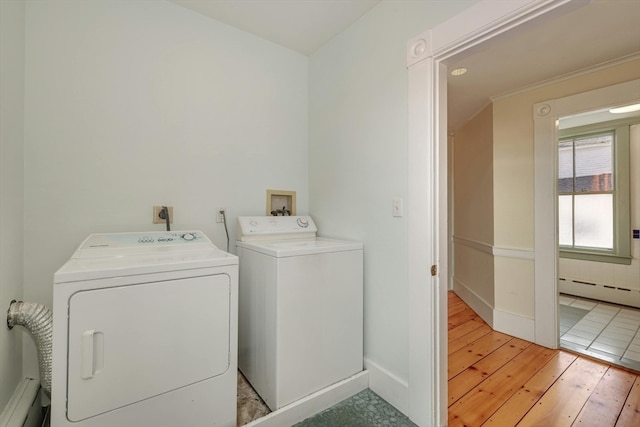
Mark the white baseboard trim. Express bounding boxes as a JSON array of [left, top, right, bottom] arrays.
[[244, 371, 368, 427], [453, 279, 536, 342], [492, 309, 535, 342], [363, 358, 409, 415], [452, 279, 493, 326]]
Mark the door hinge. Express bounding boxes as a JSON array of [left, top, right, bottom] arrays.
[[431, 265, 437, 276]]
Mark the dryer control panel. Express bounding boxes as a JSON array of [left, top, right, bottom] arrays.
[[71, 231, 212, 259], [236, 216, 317, 241], [84, 231, 206, 247]]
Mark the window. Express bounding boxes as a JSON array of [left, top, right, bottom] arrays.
[[557, 120, 632, 265], [558, 132, 614, 249]]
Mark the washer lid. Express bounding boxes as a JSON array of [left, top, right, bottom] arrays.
[[55, 231, 238, 283], [237, 237, 362, 257]]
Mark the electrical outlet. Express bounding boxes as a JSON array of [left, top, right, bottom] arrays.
[[153, 206, 173, 224], [392, 198, 403, 217], [217, 208, 226, 223]]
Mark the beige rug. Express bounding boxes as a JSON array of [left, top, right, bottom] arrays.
[[237, 371, 271, 426]]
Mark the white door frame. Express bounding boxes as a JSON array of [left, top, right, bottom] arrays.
[[406, 1, 579, 425]]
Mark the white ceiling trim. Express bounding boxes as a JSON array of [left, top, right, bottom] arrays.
[[491, 52, 640, 102]]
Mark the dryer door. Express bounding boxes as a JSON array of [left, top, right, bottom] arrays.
[[66, 274, 230, 422]]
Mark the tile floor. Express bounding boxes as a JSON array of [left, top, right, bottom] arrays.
[[236, 375, 412, 427], [559, 293, 640, 372], [293, 389, 416, 427]]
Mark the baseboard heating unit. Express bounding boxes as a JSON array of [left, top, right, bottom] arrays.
[[0, 378, 43, 427], [559, 277, 640, 308]]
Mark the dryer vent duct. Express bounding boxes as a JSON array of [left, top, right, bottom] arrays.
[[7, 300, 53, 396]]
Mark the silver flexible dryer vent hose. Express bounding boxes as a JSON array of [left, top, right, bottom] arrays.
[[7, 300, 53, 396]]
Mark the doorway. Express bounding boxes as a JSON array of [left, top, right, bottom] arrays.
[[409, 1, 640, 424], [556, 105, 640, 371], [533, 79, 640, 361]]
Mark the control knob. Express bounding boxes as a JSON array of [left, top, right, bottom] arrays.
[[182, 233, 195, 241], [296, 217, 309, 228]]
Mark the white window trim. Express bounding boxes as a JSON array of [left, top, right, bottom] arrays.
[[558, 120, 634, 265]]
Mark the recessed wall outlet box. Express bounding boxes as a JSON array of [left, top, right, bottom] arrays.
[[266, 190, 296, 216], [217, 208, 226, 223], [153, 206, 173, 224]]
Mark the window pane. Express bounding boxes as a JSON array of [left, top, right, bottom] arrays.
[[558, 140, 573, 193], [574, 134, 613, 192], [558, 195, 573, 246], [574, 194, 613, 249]]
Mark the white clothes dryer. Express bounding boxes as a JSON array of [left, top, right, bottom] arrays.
[[51, 231, 238, 427], [236, 216, 363, 411]]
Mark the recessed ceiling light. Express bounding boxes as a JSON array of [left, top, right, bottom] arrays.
[[609, 103, 640, 114], [451, 67, 467, 77]]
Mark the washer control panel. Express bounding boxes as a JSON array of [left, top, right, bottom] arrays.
[[237, 216, 317, 241]]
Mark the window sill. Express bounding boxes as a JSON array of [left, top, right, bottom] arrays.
[[559, 249, 632, 265]]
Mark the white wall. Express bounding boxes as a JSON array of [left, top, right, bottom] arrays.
[[452, 105, 495, 313], [308, 0, 478, 403], [22, 0, 308, 379], [0, 0, 26, 409]]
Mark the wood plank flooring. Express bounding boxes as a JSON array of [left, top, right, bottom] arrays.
[[448, 291, 640, 427]]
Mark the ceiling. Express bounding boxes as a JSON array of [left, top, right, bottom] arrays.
[[559, 107, 640, 130], [169, 0, 382, 55], [445, 0, 640, 130], [169, 0, 640, 132]]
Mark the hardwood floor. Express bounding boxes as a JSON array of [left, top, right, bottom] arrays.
[[448, 291, 640, 426]]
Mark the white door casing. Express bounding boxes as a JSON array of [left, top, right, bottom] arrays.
[[406, 1, 579, 425]]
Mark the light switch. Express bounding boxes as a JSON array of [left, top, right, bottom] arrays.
[[393, 198, 403, 217]]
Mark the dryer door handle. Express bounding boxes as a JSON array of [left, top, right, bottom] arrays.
[[81, 329, 104, 379]]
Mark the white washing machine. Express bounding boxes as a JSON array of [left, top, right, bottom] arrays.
[[51, 231, 238, 427], [235, 216, 363, 410]]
